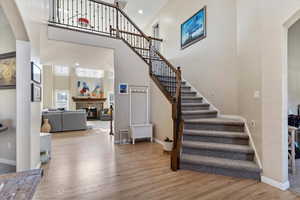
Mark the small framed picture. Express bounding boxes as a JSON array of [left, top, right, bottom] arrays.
[[119, 83, 128, 94], [31, 83, 41, 102], [31, 62, 41, 84]]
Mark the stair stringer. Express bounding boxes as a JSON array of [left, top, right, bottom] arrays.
[[181, 79, 220, 115]]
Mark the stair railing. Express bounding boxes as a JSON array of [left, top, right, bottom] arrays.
[[49, 0, 183, 171]]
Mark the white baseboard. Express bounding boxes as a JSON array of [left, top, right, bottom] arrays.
[[261, 176, 290, 190], [154, 138, 164, 146], [0, 158, 16, 166]]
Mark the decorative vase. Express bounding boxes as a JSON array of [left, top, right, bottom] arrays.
[[41, 119, 51, 133], [163, 142, 173, 152]]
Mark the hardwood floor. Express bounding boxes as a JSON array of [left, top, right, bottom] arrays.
[[33, 128, 300, 200]]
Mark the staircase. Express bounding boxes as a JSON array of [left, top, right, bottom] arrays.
[[48, 0, 261, 180]]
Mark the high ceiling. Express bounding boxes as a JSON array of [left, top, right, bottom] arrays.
[[102, 0, 169, 28], [40, 39, 114, 72]]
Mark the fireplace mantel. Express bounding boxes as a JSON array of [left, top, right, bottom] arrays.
[[72, 97, 107, 102], [72, 97, 107, 120]]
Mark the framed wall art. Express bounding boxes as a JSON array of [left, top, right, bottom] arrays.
[[0, 52, 16, 89], [119, 83, 128, 94], [31, 62, 41, 84], [31, 83, 42, 102], [181, 6, 207, 49]]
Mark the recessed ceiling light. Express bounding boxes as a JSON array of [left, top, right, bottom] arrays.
[[75, 62, 80, 66], [138, 10, 143, 14]]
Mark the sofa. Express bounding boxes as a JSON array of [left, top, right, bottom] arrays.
[[42, 110, 87, 132]]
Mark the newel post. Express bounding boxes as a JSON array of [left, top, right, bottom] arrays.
[[110, 105, 114, 135], [171, 66, 183, 171]]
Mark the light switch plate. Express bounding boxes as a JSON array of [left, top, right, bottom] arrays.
[[254, 91, 260, 99]]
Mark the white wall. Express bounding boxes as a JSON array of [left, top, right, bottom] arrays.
[[145, 0, 239, 115], [0, 7, 16, 164], [288, 20, 300, 115], [236, 0, 263, 164], [42, 65, 54, 109]]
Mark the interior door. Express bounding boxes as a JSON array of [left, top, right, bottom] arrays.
[[152, 23, 161, 52]]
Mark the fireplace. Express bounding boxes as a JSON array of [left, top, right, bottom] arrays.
[[72, 97, 107, 120]]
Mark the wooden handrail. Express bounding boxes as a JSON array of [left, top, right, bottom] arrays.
[[116, 7, 151, 42], [110, 28, 163, 42], [89, 0, 117, 8]]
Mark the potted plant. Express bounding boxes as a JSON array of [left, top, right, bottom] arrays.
[[163, 137, 173, 152]]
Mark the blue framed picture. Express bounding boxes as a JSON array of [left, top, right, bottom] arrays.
[[119, 83, 128, 94], [181, 6, 207, 49]]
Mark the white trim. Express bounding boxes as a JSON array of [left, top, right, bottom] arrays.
[[261, 176, 290, 191], [219, 114, 263, 170], [0, 158, 16, 166]]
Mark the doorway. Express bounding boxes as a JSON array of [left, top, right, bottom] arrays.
[[287, 16, 300, 195], [152, 23, 161, 52]]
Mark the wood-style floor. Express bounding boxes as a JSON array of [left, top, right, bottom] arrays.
[[33, 128, 300, 200]]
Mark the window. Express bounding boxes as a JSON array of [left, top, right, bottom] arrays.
[[55, 66, 69, 76], [76, 68, 104, 78], [55, 90, 69, 109]]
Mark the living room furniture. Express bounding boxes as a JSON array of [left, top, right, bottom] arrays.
[[40, 132, 52, 163], [0, 125, 8, 133], [130, 124, 153, 144], [72, 97, 106, 120], [129, 86, 153, 144], [42, 110, 87, 132]]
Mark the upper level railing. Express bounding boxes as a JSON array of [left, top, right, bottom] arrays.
[[49, 0, 183, 171]]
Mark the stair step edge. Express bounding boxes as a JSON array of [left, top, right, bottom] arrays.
[[184, 119, 244, 126], [181, 154, 261, 172], [182, 103, 209, 106], [182, 110, 218, 114], [182, 141, 254, 153], [183, 129, 248, 138]]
